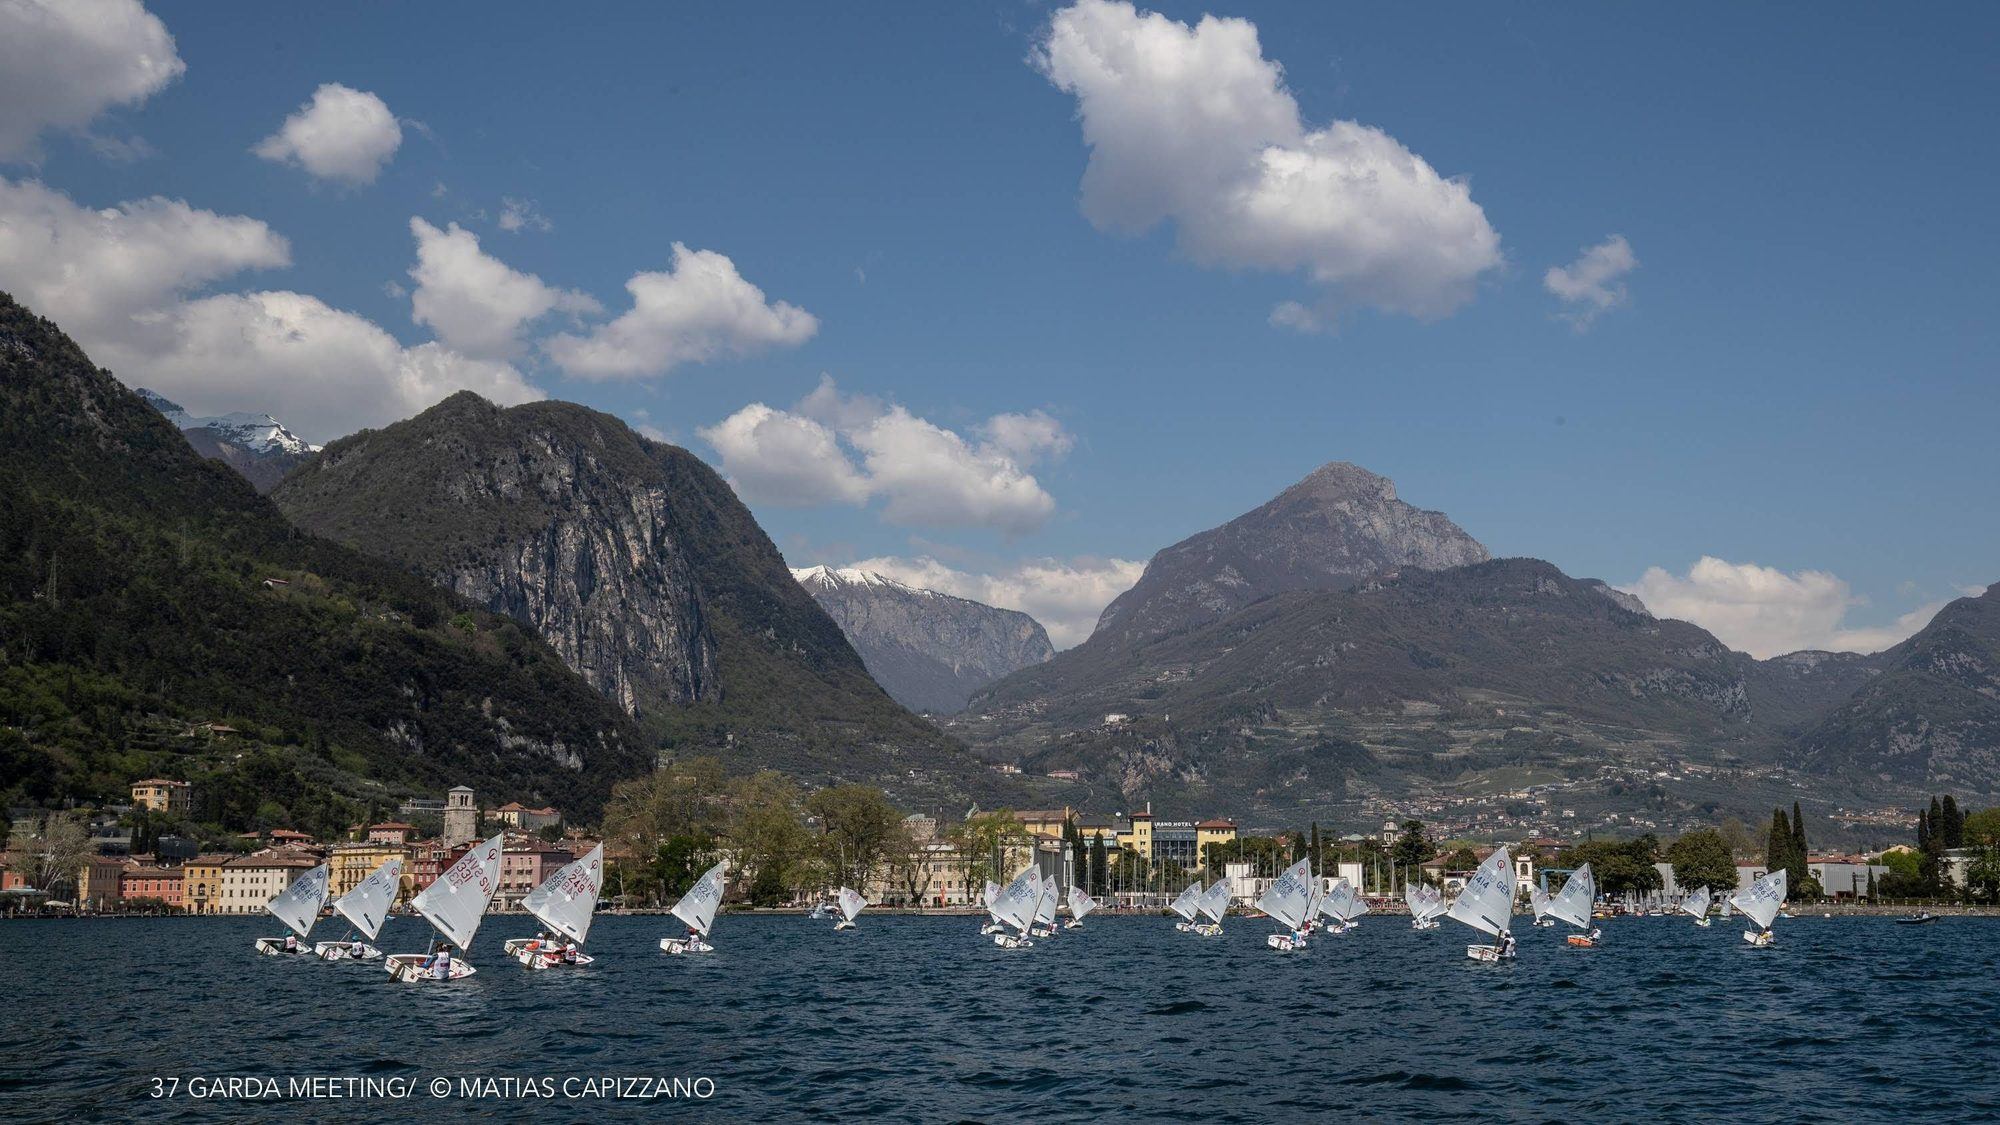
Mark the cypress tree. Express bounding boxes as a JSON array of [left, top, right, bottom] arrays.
[[1791, 801, 1807, 862], [1767, 808, 1790, 873], [1089, 833, 1107, 896], [1943, 795, 1964, 849], [1311, 822, 1322, 871]]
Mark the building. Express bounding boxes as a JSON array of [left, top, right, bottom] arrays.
[[366, 822, 418, 846], [1809, 854, 1891, 899], [1195, 820, 1239, 865], [131, 778, 191, 815], [78, 855, 128, 912], [497, 834, 575, 910], [442, 786, 479, 847], [182, 854, 236, 915], [119, 864, 184, 909], [330, 840, 412, 900], [494, 802, 563, 833], [214, 848, 322, 914], [1118, 808, 1154, 858]]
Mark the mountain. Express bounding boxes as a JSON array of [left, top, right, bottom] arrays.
[[962, 557, 1899, 824], [794, 565, 1054, 714], [271, 394, 1010, 806], [1798, 584, 2000, 789], [1090, 461, 1491, 646], [135, 389, 317, 493], [0, 292, 650, 831]]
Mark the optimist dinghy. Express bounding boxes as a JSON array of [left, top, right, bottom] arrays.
[[1065, 885, 1099, 929], [1191, 879, 1231, 937], [1546, 864, 1600, 948], [1406, 883, 1446, 930], [1030, 880, 1060, 938], [660, 861, 727, 954], [1679, 886, 1713, 928], [316, 859, 399, 961], [832, 887, 867, 931], [1447, 848, 1517, 962], [387, 834, 504, 982], [1169, 881, 1204, 933], [1260, 859, 1315, 952], [256, 863, 330, 957], [989, 866, 1041, 949], [1730, 869, 1787, 949], [506, 844, 603, 969]]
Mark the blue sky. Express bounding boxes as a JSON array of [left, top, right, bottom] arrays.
[[3, 1, 1995, 652]]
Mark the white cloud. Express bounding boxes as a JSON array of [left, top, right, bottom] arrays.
[[699, 376, 1070, 534], [0, 176, 541, 440], [840, 555, 1146, 649], [697, 402, 871, 507], [406, 217, 596, 359], [1544, 234, 1637, 329], [1268, 300, 1328, 334], [252, 83, 402, 185], [1620, 556, 1943, 659], [544, 243, 817, 380], [1035, 0, 1501, 322], [0, 0, 183, 160], [497, 196, 551, 233]]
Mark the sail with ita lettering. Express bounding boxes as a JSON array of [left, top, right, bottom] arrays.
[[316, 859, 400, 962], [388, 834, 504, 982], [255, 862, 330, 957]]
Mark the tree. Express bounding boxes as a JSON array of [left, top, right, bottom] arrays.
[[1941, 795, 1965, 849], [1964, 807, 2000, 847], [806, 785, 904, 891], [602, 757, 727, 858], [1088, 833, 1108, 897], [1964, 847, 2000, 902], [1920, 797, 1947, 884], [951, 811, 1031, 892], [1667, 829, 1736, 897], [885, 819, 936, 907], [1444, 846, 1479, 873], [1563, 837, 1663, 898], [726, 771, 811, 906], [1791, 801, 1808, 865], [1392, 820, 1431, 874], [11, 811, 91, 896]]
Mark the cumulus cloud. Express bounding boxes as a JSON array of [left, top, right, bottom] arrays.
[[1544, 234, 1637, 329], [1620, 556, 1944, 659], [838, 554, 1146, 649], [406, 217, 596, 359], [252, 83, 402, 185], [544, 243, 817, 380], [0, 176, 540, 440], [497, 196, 551, 233], [699, 376, 1069, 534], [1035, 0, 1501, 322], [0, 0, 183, 160]]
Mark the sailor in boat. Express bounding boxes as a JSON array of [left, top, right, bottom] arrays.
[[1498, 929, 1517, 958], [562, 942, 580, 965], [425, 941, 455, 981], [282, 934, 301, 954]]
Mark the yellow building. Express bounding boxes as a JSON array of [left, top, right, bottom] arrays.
[[1195, 819, 1239, 865], [77, 855, 128, 912], [1118, 809, 1153, 858], [131, 778, 191, 815], [329, 841, 411, 900], [182, 854, 236, 915], [1011, 808, 1078, 838], [215, 848, 321, 915]]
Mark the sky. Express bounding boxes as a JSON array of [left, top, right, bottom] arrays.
[[2, 1, 1995, 654]]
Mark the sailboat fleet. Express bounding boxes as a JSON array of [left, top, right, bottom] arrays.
[[249, 834, 1799, 976]]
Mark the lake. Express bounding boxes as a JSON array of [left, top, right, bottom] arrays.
[[2, 912, 1993, 1121]]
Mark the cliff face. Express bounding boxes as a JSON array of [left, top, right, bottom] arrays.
[[794, 566, 1054, 714], [1091, 461, 1491, 646], [273, 394, 1010, 806]]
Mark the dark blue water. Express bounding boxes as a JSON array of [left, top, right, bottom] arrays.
[[3, 913, 1994, 1121]]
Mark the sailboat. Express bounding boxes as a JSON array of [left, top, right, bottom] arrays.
[[255, 862, 331, 956], [1169, 881, 1204, 933], [505, 844, 604, 969], [660, 860, 728, 954], [1446, 848, 1517, 962], [1528, 886, 1557, 927], [1260, 859, 1316, 952], [1193, 878, 1231, 937], [1546, 863, 1600, 947], [833, 887, 867, 931], [979, 880, 1006, 935], [990, 865, 1041, 949], [387, 834, 504, 982], [315, 859, 399, 961], [1730, 869, 1787, 948], [1031, 880, 1059, 938], [1405, 883, 1445, 930], [1064, 884, 1098, 929], [1319, 877, 1363, 934], [1680, 886, 1713, 927]]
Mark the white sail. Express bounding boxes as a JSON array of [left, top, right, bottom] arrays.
[[1198, 878, 1232, 924], [1445, 848, 1515, 938], [1067, 884, 1099, 922], [982, 880, 1001, 916], [669, 861, 728, 937], [1320, 878, 1356, 921], [1547, 863, 1595, 930], [523, 844, 604, 944], [837, 886, 867, 924], [411, 834, 503, 950], [332, 858, 401, 941], [1258, 859, 1315, 931], [1405, 882, 1445, 922], [1529, 886, 1551, 923], [1035, 881, 1058, 926], [1680, 886, 1712, 920], [1169, 881, 1204, 923], [1730, 869, 1787, 930], [992, 865, 1042, 933], [265, 862, 330, 938], [1346, 887, 1372, 921]]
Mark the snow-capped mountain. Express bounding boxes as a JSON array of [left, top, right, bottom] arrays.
[[137, 388, 318, 492], [794, 565, 1054, 714]]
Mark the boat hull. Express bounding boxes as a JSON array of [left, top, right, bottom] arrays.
[[992, 933, 1033, 949], [1266, 933, 1306, 952], [1742, 930, 1775, 948], [660, 938, 714, 955], [254, 938, 313, 956], [313, 940, 381, 961], [1566, 935, 1597, 948], [1465, 944, 1514, 962], [385, 955, 477, 982], [832, 920, 856, 931], [504, 939, 592, 969], [1692, 917, 1711, 927]]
